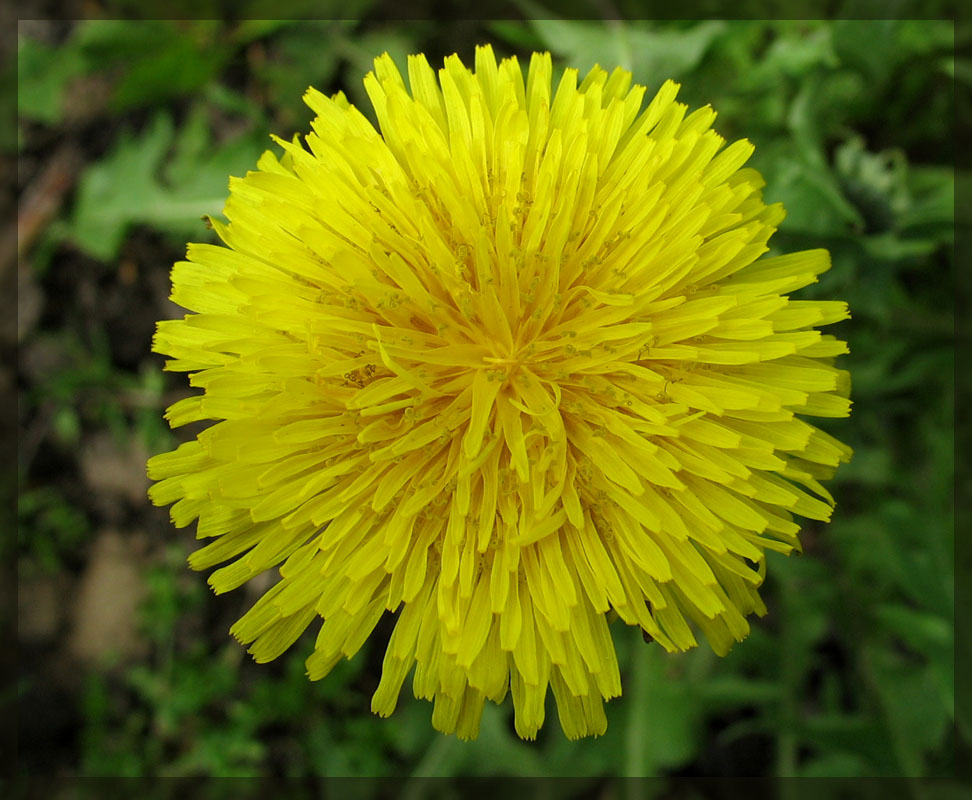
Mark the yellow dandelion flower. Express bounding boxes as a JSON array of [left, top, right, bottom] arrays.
[[147, 44, 852, 741]]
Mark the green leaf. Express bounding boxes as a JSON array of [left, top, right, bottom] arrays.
[[865, 645, 951, 775], [800, 713, 893, 772], [850, 346, 951, 400], [66, 20, 232, 112], [750, 24, 838, 80], [878, 606, 953, 651], [834, 137, 910, 234], [764, 153, 864, 236], [896, 19, 957, 57], [900, 166, 955, 233], [525, 14, 726, 84], [18, 35, 88, 123], [67, 109, 266, 261], [229, 19, 301, 46], [873, 603, 954, 712], [624, 637, 702, 776], [73, 19, 177, 62], [859, 234, 942, 261], [110, 31, 228, 111], [695, 676, 781, 706], [831, 20, 904, 83], [488, 20, 546, 52], [797, 751, 869, 777], [69, 112, 176, 260]]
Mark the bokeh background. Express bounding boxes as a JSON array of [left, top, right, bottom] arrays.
[[16, 13, 962, 782]]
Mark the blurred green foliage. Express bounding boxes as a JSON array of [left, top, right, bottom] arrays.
[[18, 486, 91, 574], [68, 109, 266, 261], [17, 13, 959, 783]]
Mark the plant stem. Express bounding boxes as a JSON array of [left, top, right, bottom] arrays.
[[625, 629, 655, 800]]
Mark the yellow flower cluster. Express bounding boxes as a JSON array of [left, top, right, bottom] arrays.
[[148, 45, 851, 740]]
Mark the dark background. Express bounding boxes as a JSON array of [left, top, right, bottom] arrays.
[[14, 12, 962, 782]]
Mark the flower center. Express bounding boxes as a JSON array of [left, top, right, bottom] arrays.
[[481, 345, 535, 384]]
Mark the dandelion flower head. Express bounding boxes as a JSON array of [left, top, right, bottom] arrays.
[[148, 44, 852, 741]]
